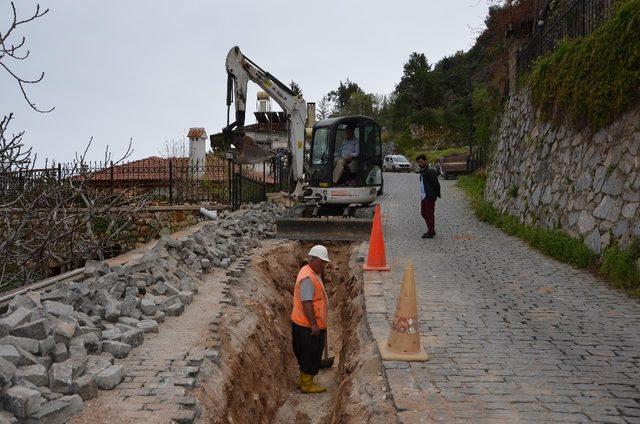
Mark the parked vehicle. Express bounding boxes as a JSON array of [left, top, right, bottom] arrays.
[[383, 155, 413, 172], [438, 152, 472, 180]]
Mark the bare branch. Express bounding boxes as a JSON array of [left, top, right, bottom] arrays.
[[0, 116, 151, 287], [0, 2, 53, 113], [158, 136, 188, 159]]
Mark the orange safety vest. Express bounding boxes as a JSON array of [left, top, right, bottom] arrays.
[[291, 265, 328, 330]]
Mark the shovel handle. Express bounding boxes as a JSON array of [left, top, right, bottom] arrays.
[[323, 331, 329, 359]]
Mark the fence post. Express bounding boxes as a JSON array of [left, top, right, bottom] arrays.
[[169, 160, 173, 205], [232, 165, 238, 211], [57, 163, 62, 183], [109, 160, 114, 194], [263, 161, 267, 202], [238, 165, 242, 210], [227, 158, 232, 207]]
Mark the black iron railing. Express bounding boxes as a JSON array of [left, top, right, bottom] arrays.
[[1, 154, 290, 207], [517, 0, 618, 72]]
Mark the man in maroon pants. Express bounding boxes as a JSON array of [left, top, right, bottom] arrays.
[[416, 154, 441, 238]]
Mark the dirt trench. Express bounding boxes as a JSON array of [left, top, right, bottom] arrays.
[[198, 240, 397, 424]]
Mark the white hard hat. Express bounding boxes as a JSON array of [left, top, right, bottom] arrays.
[[308, 245, 330, 262]]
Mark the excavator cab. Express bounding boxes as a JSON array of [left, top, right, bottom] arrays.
[[306, 116, 383, 204]]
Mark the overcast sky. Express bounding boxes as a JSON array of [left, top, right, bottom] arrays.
[[0, 0, 491, 164]]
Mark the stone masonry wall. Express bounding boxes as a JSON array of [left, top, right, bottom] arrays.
[[485, 90, 640, 255], [124, 206, 209, 247]]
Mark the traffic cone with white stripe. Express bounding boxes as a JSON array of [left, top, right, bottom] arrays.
[[378, 259, 429, 361]]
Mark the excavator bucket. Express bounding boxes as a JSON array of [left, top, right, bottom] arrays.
[[276, 217, 373, 241], [275, 206, 375, 241], [233, 134, 273, 164]]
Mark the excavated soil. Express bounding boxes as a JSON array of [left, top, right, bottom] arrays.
[[199, 240, 397, 423]]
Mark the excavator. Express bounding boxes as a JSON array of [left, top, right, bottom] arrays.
[[217, 46, 384, 240]]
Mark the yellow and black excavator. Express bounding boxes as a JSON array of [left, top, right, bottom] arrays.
[[217, 46, 384, 240]]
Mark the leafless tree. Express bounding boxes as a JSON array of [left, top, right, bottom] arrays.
[[316, 95, 331, 120], [0, 116, 151, 290], [0, 2, 53, 113], [158, 136, 188, 158]]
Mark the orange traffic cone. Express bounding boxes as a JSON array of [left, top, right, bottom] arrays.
[[378, 259, 429, 361], [363, 205, 390, 271]]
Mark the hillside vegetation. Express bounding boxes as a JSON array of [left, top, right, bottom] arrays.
[[530, 0, 640, 130]]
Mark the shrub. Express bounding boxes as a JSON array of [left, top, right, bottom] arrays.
[[600, 240, 640, 293], [529, 0, 640, 130]]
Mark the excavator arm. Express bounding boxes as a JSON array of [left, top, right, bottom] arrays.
[[223, 46, 307, 196]]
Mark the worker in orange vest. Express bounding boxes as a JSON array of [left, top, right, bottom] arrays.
[[291, 245, 330, 393]]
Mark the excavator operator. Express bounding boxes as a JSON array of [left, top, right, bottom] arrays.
[[332, 126, 359, 184]]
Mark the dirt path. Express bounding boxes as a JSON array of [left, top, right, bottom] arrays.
[[69, 267, 226, 423]]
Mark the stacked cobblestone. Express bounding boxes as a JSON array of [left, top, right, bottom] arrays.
[[485, 90, 640, 254], [0, 202, 282, 423]]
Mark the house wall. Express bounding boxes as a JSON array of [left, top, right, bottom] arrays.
[[189, 136, 207, 178], [245, 130, 288, 150]]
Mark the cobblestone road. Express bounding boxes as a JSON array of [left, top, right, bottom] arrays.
[[370, 173, 640, 423]]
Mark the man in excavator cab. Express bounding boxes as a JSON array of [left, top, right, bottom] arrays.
[[332, 125, 360, 185]]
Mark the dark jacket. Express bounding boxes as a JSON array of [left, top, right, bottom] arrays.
[[420, 166, 441, 200]]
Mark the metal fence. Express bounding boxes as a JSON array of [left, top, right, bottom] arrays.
[[470, 146, 486, 173], [517, 0, 619, 72], [0, 154, 290, 208]]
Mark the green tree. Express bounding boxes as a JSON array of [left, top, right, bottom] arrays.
[[471, 84, 498, 150], [342, 92, 375, 116], [395, 53, 439, 111], [327, 79, 363, 113], [289, 80, 302, 96]]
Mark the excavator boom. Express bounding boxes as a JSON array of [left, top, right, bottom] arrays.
[[223, 46, 306, 186], [219, 46, 379, 241]]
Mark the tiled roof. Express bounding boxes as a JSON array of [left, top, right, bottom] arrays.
[[82, 156, 273, 185], [187, 128, 207, 138]]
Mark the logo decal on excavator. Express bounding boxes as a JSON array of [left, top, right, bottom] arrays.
[[330, 190, 352, 197]]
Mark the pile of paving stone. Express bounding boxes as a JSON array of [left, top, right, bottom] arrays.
[[0, 202, 282, 423]]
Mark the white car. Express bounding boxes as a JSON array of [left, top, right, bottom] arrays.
[[383, 155, 413, 172]]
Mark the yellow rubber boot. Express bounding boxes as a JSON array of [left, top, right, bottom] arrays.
[[300, 373, 327, 393]]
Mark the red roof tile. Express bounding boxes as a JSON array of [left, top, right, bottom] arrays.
[[187, 128, 206, 138], [82, 156, 273, 185]]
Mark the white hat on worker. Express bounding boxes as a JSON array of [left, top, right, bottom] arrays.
[[308, 245, 330, 262]]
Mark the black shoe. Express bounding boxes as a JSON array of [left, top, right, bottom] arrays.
[[422, 232, 435, 239]]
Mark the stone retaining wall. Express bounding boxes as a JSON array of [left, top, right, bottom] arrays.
[[485, 90, 640, 254], [124, 206, 227, 247]]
